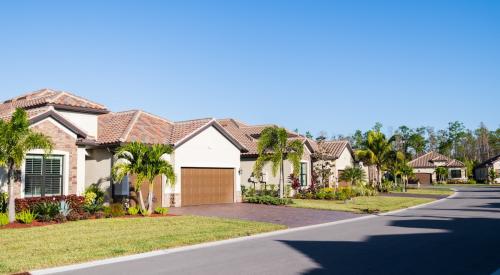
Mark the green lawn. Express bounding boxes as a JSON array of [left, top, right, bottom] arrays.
[[0, 216, 284, 274], [391, 188, 455, 196], [291, 196, 434, 214]]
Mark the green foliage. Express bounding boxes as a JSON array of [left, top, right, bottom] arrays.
[[85, 184, 105, 205], [0, 192, 7, 213], [83, 203, 104, 214], [59, 200, 72, 217], [16, 210, 36, 224], [54, 213, 67, 223], [109, 203, 125, 217], [335, 187, 355, 201], [34, 202, 60, 222], [127, 206, 140, 215], [379, 180, 396, 193], [0, 212, 8, 226], [154, 207, 169, 215], [356, 130, 393, 186], [489, 168, 498, 183], [467, 178, 477, 184], [339, 166, 366, 185], [139, 208, 150, 216], [84, 191, 97, 206], [245, 195, 293, 205], [435, 167, 448, 182], [352, 185, 378, 197]]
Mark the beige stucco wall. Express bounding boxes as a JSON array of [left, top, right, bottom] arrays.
[[58, 110, 99, 138], [240, 158, 294, 189], [413, 167, 467, 182], [85, 148, 113, 201], [166, 126, 242, 207]]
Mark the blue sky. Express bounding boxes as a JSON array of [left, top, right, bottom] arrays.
[[0, 1, 499, 137]]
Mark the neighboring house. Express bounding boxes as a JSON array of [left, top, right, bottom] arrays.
[[475, 154, 500, 183], [316, 140, 356, 186], [218, 119, 315, 192], [0, 89, 247, 207], [408, 151, 467, 184]]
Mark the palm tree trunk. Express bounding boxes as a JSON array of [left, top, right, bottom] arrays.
[[7, 162, 15, 223], [279, 157, 284, 199], [137, 188, 146, 211], [147, 182, 154, 214]]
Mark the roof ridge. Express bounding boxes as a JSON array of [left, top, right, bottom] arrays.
[[138, 110, 173, 124], [174, 117, 213, 124], [120, 110, 141, 142], [54, 90, 107, 109]]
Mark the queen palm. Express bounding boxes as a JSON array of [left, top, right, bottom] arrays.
[[253, 126, 304, 198], [339, 166, 366, 186], [113, 142, 175, 214], [356, 130, 393, 188], [0, 108, 53, 222]]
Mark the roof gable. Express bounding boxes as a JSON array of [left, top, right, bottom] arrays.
[[30, 109, 88, 138], [408, 151, 465, 168]]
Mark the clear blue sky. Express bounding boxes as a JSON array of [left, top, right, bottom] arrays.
[[1, 1, 499, 137]]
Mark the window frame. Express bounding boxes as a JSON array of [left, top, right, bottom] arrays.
[[299, 162, 308, 187], [450, 169, 462, 179], [24, 154, 64, 197]]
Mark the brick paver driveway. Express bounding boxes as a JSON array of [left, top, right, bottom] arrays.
[[169, 203, 363, 227]]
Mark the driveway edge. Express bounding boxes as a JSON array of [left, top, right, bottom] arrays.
[[30, 189, 459, 275]]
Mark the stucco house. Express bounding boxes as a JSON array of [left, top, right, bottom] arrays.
[[408, 151, 467, 184], [475, 154, 500, 183], [317, 140, 356, 186], [218, 119, 316, 193], [0, 89, 247, 207]]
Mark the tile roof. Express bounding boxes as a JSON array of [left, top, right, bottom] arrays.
[[408, 151, 465, 168], [320, 140, 352, 159], [0, 89, 108, 118]]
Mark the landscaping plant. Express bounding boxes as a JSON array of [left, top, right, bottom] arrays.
[[35, 202, 60, 222], [0, 212, 8, 226], [109, 203, 125, 217], [0, 192, 7, 213], [16, 210, 37, 224], [154, 207, 169, 215], [245, 195, 293, 205], [127, 206, 140, 215]]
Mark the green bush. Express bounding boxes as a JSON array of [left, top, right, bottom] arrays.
[[245, 195, 293, 205], [109, 203, 125, 217], [83, 203, 104, 214], [352, 185, 378, 197], [154, 207, 169, 215], [127, 206, 140, 215], [335, 187, 354, 201], [139, 208, 150, 216], [66, 211, 81, 221], [315, 191, 327, 200], [304, 192, 315, 200], [0, 212, 8, 226], [467, 178, 477, 185], [0, 192, 7, 213], [34, 202, 60, 222], [379, 180, 396, 193], [85, 184, 105, 205], [16, 210, 36, 224]]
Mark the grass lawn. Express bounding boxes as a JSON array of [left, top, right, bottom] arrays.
[[291, 196, 434, 214], [391, 188, 455, 196], [0, 216, 284, 274]]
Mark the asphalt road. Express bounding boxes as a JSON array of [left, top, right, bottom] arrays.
[[48, 186, 500, 275]]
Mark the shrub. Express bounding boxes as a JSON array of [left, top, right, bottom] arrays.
[[85, 184, 105, 205], [245, 195, 293, 205], [103, 206, 112, 217], [83, 203, 104, 214], [154, 207, 169, 215], [95, 211, 105, 219], [0, 212, 8, 226], [139, 208, 150, 216], [324, 191, 335, 200], [109, 203, 125, 217], [34, 202, 60, 222], [352, 185, 378, 197], [315, 191, 326, 200], [447, 179, 465, 185], [0, 192, 7, 213], [54, 213, 67, 223], [335, 187, 354, 201], [15, 195, 85, 214], [66, 211, 81, 221], [127, 206, 140, 215], [16, 210, 36, 224], [84, 192, 97, 206], [467, 178, 477, 185], [304, 192, 314, 200]]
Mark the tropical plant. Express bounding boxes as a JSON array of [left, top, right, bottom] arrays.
[[109, 203, 125, 217], [113, 142, 176, 214], [0, 212, 9, 226], [356, 130, 393, 189], [339, 166, 366, 186], [245, 195, 293, 205], [127, 206, 140, 215], [253, 126, 304, 198], [489, 168, 498, 184], [59, 200, 72, 217], [34, 201, 60, 222], [16, 210, 37, 224], [0, 108, 53, 222], [83, 203, 104, 214], [435, 166, 448, 182], [154, 207, 169, 215], [84, 184, 105, 205]]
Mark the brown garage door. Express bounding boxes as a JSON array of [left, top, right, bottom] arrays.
[[129, 174, 163, 209], [181, 168, 234, 206], [414, 173, 432, 185]]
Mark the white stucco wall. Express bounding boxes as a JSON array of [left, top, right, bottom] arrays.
[[58, 110, 98, 138], [240, 158, 294, 189], [167, 126, 242, 207], [85, 148, 113, 201]]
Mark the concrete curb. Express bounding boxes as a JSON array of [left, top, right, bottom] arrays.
[[31, 189, 459, 275]]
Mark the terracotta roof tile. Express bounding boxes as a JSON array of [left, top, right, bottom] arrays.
[[320, 140, 350, 159], [408, 151, 465, 168], [170, 118, 212, 144]]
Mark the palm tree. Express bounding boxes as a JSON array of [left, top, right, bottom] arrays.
[[435, 166, 448, 183], [398, 162, 414, 192], [356, 131, 393, 189], [113, 142, 175, 214], [339, 166, 366, 186], [0, 108, 53, 222], [253, 126, 304, 198]]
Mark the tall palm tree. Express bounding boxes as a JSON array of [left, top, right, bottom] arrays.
[[0, 108, 53, 222], [356, 130, 393, 189], [253, 126, 304, 198], [113, 142, 175, 214], [339, 166, 366, 186], [398, 162, 414, 192]]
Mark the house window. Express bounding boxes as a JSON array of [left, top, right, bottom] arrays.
[[300, 163, 307, 186], [25, 155, 63, 197], [450, 169, 462, 179]]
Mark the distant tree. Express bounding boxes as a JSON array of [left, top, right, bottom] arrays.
[[476, 122, 490, 162], [356, 130, 393, 188], [305, 131, 313, 139], [350, 130, 364, 150], [372, 122, 383, 132]]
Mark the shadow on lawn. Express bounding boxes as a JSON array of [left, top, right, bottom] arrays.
[[280, 203, 500, 275]]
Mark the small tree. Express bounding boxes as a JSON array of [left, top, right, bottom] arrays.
[[253, 127, 304, 198], [488, 167, 498, 185], [435, 166, 448, 183], [0, 108, 53, 222], [312, 138, 334, 188], [356, 131, 393, 189], [339, 166, 366, 186], [113, 142, 175, 214]]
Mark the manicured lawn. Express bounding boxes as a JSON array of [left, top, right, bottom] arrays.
[[0, 216, 284, 274], [391, 188, 455, 196], [291, 196, 434, 214]]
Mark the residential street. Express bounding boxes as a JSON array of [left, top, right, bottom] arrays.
[[49, 187, 500, 275]]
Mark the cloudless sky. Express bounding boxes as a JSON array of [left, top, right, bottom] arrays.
[[0, 0, 499, 137]]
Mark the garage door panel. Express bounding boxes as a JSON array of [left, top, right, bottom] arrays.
[[181, 168, 234, 206]]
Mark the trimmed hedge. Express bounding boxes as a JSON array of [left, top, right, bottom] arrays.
[[245, 195, 293, 205], [15, 195, 85, 214]]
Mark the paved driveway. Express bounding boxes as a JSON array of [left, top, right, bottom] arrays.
[[169, 203, 363, 228], [45, 186, 500, 275]]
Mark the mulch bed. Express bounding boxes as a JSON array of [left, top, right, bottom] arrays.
[[0, 214, 179, 230]]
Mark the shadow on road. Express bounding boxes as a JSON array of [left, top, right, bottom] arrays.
[[280, 205, 500, 275]]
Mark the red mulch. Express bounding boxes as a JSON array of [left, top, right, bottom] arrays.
[[1, 214, 178, 230]]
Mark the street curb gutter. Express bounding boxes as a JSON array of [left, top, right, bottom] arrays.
[[31, 189, 459, 275]]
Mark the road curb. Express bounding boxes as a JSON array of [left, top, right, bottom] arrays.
[[30, 189, 459, 275]]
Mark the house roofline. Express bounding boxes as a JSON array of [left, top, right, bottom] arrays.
[[30, 110, 88, 139]]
